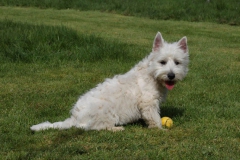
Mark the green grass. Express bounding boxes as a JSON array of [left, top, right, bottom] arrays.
[[0, 20, 139, 63], [0, 6, 240, 159], [0, 0, 240, 25]]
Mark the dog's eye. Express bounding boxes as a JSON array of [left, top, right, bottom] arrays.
[[175, 61, 180, 65], [159, 60, 166, 65]]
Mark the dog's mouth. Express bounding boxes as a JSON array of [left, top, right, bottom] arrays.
[[165, 81, 175, 90]]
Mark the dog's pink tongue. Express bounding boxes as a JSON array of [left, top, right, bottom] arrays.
[[165, 81, 175, 90]]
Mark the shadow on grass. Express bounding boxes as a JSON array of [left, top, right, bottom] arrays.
[[161, 106, 185, 118]]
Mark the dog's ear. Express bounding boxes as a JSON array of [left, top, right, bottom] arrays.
[[178, 37, 188, 53], [153, 32, 164, 52]]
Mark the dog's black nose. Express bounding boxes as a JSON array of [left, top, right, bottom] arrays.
[[167, 72, 175, 80]]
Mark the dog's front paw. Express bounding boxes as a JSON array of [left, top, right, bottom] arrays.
[[148, 125, 168, 131]]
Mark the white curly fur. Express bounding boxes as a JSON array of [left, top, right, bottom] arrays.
[[31, 32, 189, 131]]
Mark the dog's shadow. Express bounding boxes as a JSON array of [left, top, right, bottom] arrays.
[[160, 106, 185, 118]]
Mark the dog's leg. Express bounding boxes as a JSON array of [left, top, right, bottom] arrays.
[[142, 108, 162, 129], [139, 102, 162, 129], [107, 126, 125, 132], [31, 117, 76, 131]]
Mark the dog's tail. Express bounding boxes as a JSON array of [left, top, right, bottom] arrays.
[[30, 117, 76, 131]]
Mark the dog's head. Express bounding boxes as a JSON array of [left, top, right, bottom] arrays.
[[148, 32, 189, 90]]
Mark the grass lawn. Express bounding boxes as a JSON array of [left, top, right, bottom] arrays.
[[1, 0, 240, 25], [0, 6, 240, 159]]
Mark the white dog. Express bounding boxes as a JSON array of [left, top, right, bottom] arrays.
[[31, 32, 189, 132]]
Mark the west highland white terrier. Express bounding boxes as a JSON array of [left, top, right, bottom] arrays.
[[31, 32, 189, 132]]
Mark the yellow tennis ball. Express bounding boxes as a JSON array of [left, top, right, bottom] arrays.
[[161, 117, 173, 129]]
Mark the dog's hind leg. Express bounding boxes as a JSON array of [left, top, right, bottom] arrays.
[[30, 117, 76, 131], [107, 126, 125, 132], [30, 121, 53, 131]]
